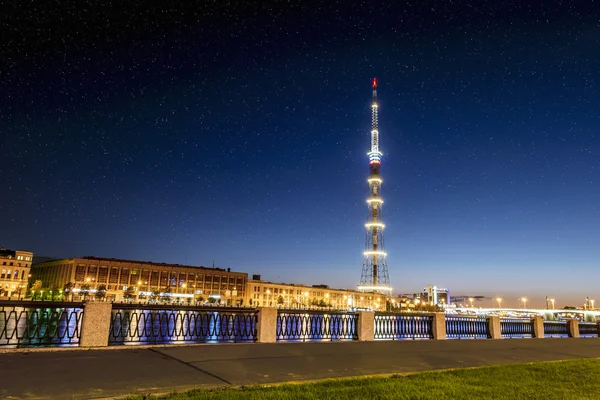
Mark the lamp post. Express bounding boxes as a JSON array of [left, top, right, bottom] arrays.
[[550, 298, 555, 310], [469, 297, 474, 308], [496, 297, 502, 308], [521, 297, 527, 309], [591, 299, 595, 310]]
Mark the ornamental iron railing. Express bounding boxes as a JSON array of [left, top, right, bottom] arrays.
[[543, 321, 569, 338], [108, 304, 257, 344], [579, 322, 599, 338], [276, 310, 358, 341], [374, 313, 434, 340], [446, 315, 489, 339], [0, 301, 84, 348], [500, 318, 534, 338]]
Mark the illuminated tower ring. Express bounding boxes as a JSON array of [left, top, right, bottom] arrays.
[[358, 78, 392, 295]]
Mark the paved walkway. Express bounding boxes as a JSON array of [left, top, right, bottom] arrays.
[[2, 339, 600, 399]]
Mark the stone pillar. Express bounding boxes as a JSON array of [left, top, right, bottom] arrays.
[[432, 313, 446, 340], [568, 319, 580, 338], [357, 311, 374, 341], [487, 315, 501, 339], [531, 316, 544, 338], [256, 307, 278, 343], [80, 302, 113, 347]]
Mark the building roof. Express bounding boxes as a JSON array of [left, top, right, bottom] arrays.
[[35, 255, 246, 275], [248, 279, 383, 294], [0, 248, 32, 257]]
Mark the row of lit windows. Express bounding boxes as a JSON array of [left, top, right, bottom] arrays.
[[71, 265, 246, 287], [0, 269, 27, 281], [16, 255, 31, 261], [1, 261, 28, 267]]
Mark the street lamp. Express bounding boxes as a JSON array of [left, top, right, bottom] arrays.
[[550, 298, 555, 310], [496, 297, 502, 308], [591, 300, 595, 310], [469, 297, 474, 308], [521, 297, 527, 309]]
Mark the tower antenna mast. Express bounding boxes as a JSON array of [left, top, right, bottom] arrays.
[[358, 78, 392, 295]]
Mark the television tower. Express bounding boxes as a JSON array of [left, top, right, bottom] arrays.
[[358, 78, 392, 294]]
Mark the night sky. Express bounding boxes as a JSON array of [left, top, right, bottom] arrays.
[[2, 2, 599, 307]]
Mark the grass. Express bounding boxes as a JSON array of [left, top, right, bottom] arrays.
[[127, 359, 600, 400]]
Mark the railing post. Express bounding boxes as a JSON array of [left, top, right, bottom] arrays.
[[432, 313, 446, 340], [256, 307, 277, 343], [357, 311, 374, 341], [568, 319, 580, 338], [531, 316, 544, 338], [486, 315, 501, 339], [80, 301, 113, 347]]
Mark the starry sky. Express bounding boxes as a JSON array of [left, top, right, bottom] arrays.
[[2, 2, 599, 307]]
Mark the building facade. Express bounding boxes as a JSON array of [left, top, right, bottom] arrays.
[[421, 285, 450, 306], [0, 248, 33, 298], [245, 277, 387, 310], [30, 257, 247, 303]]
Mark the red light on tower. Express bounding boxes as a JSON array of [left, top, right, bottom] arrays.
[[372, 78, 377, 88]]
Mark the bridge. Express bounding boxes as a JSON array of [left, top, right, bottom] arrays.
[[451, 307, 600, 322]]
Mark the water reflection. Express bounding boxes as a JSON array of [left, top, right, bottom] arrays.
[[109, 308, 257, 344], [276, 312, 357, 342], [0, 305, 83, 348]]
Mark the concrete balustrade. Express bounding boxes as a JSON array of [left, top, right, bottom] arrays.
[[257, 307, 278, 343], [357, 311, 375, 341], [432, 312, 446, 340], [2, 301, 597, 349], [532, 316, 544, 338], [486, 315, 501, 339], [80, 302, 113, 347], [568, 319, 580, 338]]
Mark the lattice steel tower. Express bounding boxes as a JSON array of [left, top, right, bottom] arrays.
[[358, 78, 392, 294]]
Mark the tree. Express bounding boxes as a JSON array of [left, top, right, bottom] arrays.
[[63, 282, 74, 301], [277, 295, 284, 306], [96, 285, 107, 300], [49, 283, 58, 301], [123, 286, 135, 302], [31, 280, 43, 299], [80, 284, 91, 300], [563, 306, 577, 310], [409, 303, 443, 313], [151, 290, 160, 303], [318, 299, 327, 308], [208, 296, 217, 304], [160, 286, 172, 303]]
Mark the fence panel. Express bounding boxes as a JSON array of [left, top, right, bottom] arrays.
[[276, 310, 357, 342], [579, 322, 599, 338], [374, 313, 433, 340], [446, 315, 489, 339], [500, 318, 534, 338], [0, 301, 84, 348], [108, 304, 257, 345], [543, 321, 569, 338]]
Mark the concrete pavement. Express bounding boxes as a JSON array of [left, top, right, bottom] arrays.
[[2, 339, 600, 399]]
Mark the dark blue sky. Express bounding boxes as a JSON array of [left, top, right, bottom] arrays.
[[2, 2, 599, 307]]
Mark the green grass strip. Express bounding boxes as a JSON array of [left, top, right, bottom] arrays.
[[129, 359, 600, 400]]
